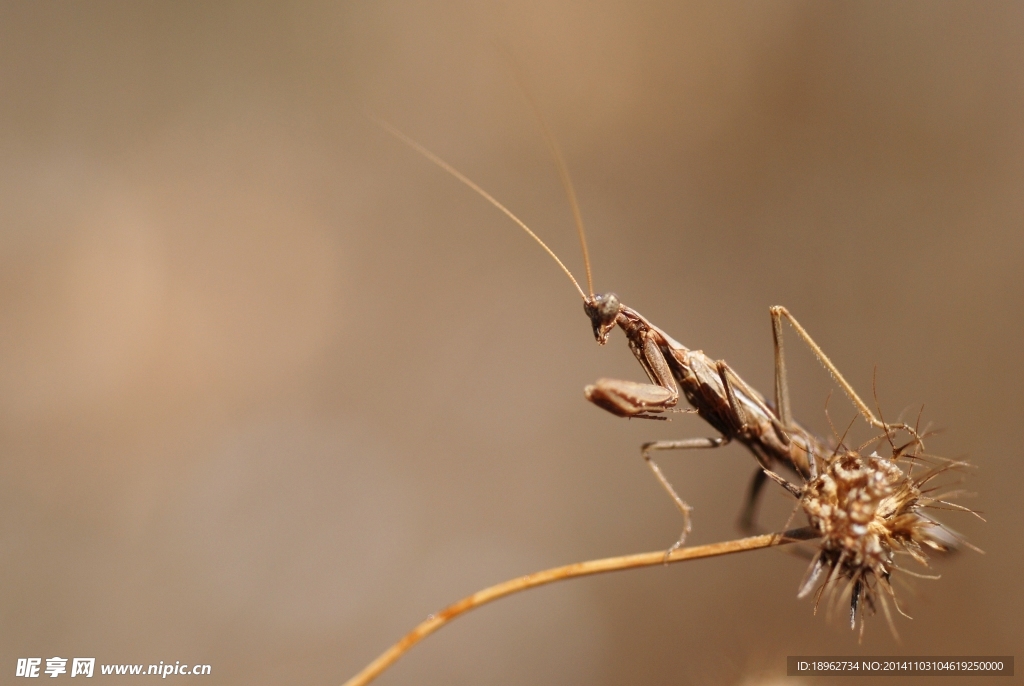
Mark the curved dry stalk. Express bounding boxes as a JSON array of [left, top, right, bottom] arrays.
[[342, 526, 818, 686]]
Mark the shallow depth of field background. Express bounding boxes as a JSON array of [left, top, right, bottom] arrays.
[[1, 3, 1020, 684]]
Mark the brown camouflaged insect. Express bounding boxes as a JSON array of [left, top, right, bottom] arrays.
[[379, 119, 922, 553]]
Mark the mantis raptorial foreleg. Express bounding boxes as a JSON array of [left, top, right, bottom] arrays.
[[584, 330, 681, 419]]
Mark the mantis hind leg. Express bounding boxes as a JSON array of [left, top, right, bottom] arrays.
[[770, 306, 920, 444], [738, 468, 770, 536], [739, 467, 815, 559]]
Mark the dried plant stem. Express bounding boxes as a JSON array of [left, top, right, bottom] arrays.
[[342, 526, 818, 686]]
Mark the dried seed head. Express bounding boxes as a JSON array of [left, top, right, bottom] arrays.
[[796, 447, 974, 638]]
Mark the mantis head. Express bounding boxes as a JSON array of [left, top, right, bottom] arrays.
[[584, 293, 621, 345]]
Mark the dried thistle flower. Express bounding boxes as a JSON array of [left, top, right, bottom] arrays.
[[769, 438, 980, 639]]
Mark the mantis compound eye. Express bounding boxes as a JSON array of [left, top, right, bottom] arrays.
[[584, 293, 621, 344]]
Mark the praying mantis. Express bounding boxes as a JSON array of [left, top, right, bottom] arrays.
[[379, 118, 920, 551]]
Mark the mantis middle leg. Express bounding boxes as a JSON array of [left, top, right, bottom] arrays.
[[641, 436, 729, 553]]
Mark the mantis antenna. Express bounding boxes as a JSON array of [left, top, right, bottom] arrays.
[[375, 118, 587, 302], [510, 79, 595, 297]]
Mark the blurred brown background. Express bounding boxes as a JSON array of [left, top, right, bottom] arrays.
[[1, 2, 1020, 684]]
